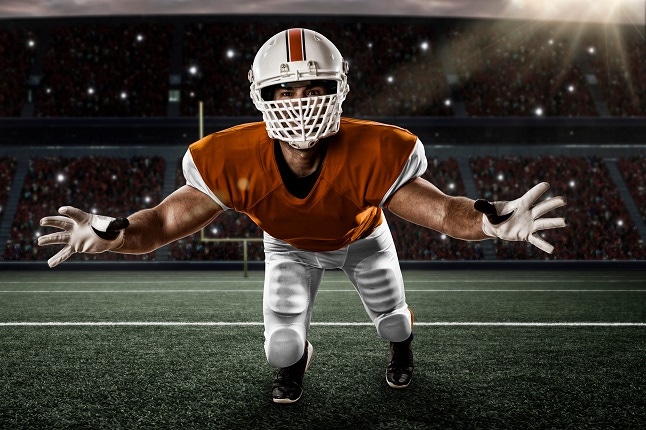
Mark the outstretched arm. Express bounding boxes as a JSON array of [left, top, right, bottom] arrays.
[[387, 178, 567, 253], [38, 185, 222, 267]]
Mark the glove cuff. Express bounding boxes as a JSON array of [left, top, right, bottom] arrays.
[[481, 215, 497, 238]]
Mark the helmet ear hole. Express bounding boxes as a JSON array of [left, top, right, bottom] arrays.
[[261, 86, 276, 101]]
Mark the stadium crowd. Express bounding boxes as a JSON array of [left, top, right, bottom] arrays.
[[618, 156, 646, 225], [0, 18, 643, 118], [0, 28, 37, 116], [452, 23, 598, 117], [3, 156, 164, 261], [0, 154, 644, 261], [35, 23, 171, 117], [471, 155, 643, 260], [0, 156, 16, 217]]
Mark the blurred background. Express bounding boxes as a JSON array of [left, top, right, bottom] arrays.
[[0, 0, 644, 265]]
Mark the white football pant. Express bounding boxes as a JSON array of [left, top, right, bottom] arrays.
[[262, 218, 413, 368]]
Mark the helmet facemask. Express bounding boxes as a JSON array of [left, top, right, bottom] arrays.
[[250, 82, 347, 149]]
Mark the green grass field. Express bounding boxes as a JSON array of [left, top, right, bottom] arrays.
[[1, 270, 645, 429]]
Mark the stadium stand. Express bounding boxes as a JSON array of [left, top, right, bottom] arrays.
[[586, 27, 646, 117], [0, 156, 17, 217], [0, 28, 37, 116], [470, 155, 643, 260], [35, 22, 172, 117], [0, 16, 644, 264], [618, 156, 646, 224], [3, 156, 164, 261], [452, 22, 598, 117]]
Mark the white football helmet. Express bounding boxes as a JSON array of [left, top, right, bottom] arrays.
[[249, 28, 349, 149]]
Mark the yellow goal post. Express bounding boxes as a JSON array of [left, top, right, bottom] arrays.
[[199, 229, 263, 277]]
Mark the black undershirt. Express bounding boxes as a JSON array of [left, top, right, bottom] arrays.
[[274, 140, 328, 199]]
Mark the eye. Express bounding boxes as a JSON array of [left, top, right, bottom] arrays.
[[306, 87, 325, 96]]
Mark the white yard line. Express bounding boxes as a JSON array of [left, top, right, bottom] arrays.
[[0, 289, 644, 293], [0, 321, 644, 327]]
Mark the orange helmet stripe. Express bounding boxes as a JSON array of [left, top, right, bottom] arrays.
[[286, 28, 305, 62]]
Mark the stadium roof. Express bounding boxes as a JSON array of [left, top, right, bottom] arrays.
[[0, 0, 643, 25]]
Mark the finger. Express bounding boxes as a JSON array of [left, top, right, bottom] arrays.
[[38, 232, 71, 247], [533, 217, 568, 232], [39, 215, 75, 230], [532, 196, 567, 218], [528, 233, 555, 254], [58, 206, 90, 224], [48, 246, 74, 268], [520, 182, 550, 206]]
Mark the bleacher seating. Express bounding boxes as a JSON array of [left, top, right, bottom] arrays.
[[586, 28, 646, 116], [0, 18, 644, 118], [452, 22, 598, 117], [617, 156, 646, 224], [180, 20, 453, 117], [0, 28, 37, 116], [35, 22, 172, 117], [0, 156, 17, 217], [3, 156, 164, 261], [470, 155, 643, 260]]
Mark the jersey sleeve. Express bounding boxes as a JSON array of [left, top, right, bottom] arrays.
[[182, 149, 230, 210], [379, 138, 427, 207]]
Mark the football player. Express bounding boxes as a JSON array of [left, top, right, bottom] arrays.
[[38, 28, 567, 404]]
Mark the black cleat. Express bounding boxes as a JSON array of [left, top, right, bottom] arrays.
[[271, 341, 314, 404], [386, 333, 414, 389]]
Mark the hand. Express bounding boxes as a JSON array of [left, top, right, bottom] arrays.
[[38, 206, 129, 268], [474, 182, 567, 254]]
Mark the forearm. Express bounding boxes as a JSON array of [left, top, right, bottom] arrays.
[[116, 185, 222, 254], [116, 208, 169, 254], [440, 196, 489, 241], [387, 178, 488, 241]]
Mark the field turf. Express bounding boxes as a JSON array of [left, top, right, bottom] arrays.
[[1, 270, 645, 429]]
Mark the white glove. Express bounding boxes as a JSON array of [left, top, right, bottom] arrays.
[[474, 182, 567, 254], [38, 206, 129, 268]]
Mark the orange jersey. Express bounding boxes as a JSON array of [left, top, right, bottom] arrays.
[[186, 117, 423, 251]]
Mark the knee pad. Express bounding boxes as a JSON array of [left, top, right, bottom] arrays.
[[265, 326, 306, 368], [265, 261, 309, 316], [375, 308, 412, 342]]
